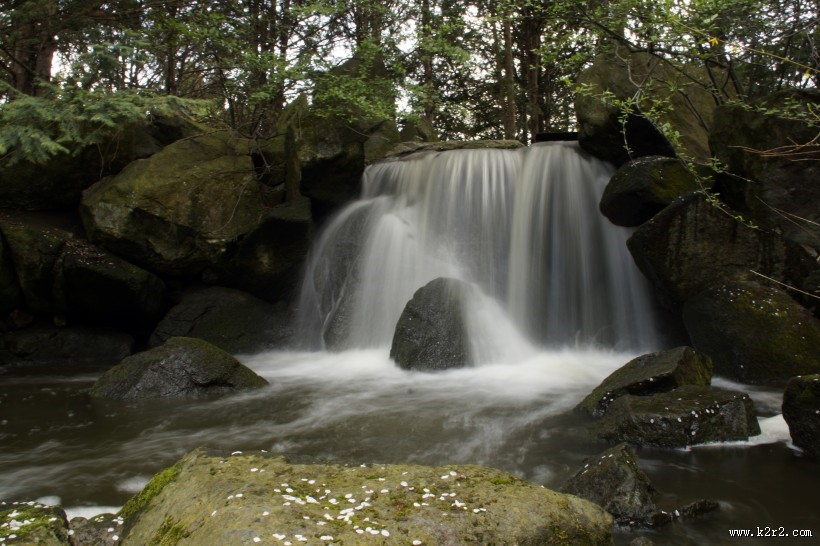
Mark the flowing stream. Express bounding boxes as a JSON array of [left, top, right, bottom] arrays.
[[1, 142, 817, 544]]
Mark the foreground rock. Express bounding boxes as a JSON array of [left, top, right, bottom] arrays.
[[683, 282, 820, 383], [149, 287, 293, 354], [390, 278, 472, 371], [576, 347, 713, 417], [89, 337, 267, 400], [0, 500, 71, 545], [782, 375, 820, 459], [119, 451, 613, 545], [597, 385, 761, 447]]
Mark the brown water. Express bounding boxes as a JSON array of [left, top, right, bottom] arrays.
[[1, 349, 817, 545]]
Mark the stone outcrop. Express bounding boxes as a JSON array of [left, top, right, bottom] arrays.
[[782, 374, 820, 458], [576, 346, 713, 417], [80, 132, 266, 276], [683, 282, 820, 383], [0, 500, 71, 545], [89, 337, 268, 400], [390, 278, 472, 371], [599, 156, 709, 227], [596, 385, 761, 447], [119, 451, 614, 545], [0, 326, 133, 372], [149, 286, 293, 354]]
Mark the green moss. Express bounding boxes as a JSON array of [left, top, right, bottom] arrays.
[[119, 464, 182, 520], [150, 516, 189, 546], [0, 503, 68, 542]]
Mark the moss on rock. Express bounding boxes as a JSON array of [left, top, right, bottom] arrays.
[[782, 375, 820, 459], [0, 501, 71, 545]]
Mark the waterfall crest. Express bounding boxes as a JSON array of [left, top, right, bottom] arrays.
[[297, 142, 659, 357]]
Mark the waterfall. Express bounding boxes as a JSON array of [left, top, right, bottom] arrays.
[[296, 142, 659, 357]]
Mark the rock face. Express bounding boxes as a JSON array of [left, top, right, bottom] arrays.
[[0, 500, 71, 545], [120, 451, 614, 545], [683, 282, 820, 383], [711, 89, 820, 251], [782, 375, 820, 458], [89, 337, 268, 400], [561, 443, 658, 525], [390, 278, 472, 371], [149, 287, 293, 354], [575, 45, 727, 166], [626, 192, 810, 309], [0, 326, 133, 372], [596, 385, 761, 447], [576, 346, 713, 417], [599, 156, 707, 227], [80, 132, 265, 276]]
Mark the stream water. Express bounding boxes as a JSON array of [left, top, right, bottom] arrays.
[[1, 143, 818, 544]]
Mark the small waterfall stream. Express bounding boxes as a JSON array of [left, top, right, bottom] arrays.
[[298, 141, 659, 354]]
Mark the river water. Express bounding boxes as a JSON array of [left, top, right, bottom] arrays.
[[1, 143, 817, 544]]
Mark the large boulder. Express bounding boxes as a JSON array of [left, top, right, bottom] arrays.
[[0, 500, 71, 545], [80, 132, 266, 276], [596, 385, 761, 447], [0, 326, 133, 373], [0, 228, 23, 315], [782, 375, 820, 458], [576, 346, 713, 417], [711, 89, 820, 251], [575, 44, 728, 166], [149, 287, 293, 354], [683, 282, 820, 383], [0, 115, 204, 211], [390, 278, 472, 371], [626, 192, 812, 309], [119, 451, 613, 545], [89, 337, 268, 400], [599, 156, 709, 227]]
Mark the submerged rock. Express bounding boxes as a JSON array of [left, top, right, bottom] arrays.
[[0, 500, 71, 545], [782, 375, 820, 459], [683, 282, 820, 383], [390, 277, 472, 371], [149, 286, 292, 354], [576, 346, 713, 417], [89, 337, 267, 400], [119, 451, 614, 545], [596, 385, 761, 447], [561, 443, 658, 525]]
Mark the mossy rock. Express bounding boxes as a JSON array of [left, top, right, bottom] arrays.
[[80, 132, 265, 276], [576, 346, 713, 417], [600, 156, 710, 227], [683, 281, 820, 384], [596, 385, 761, 447], [381, 139, 524, 161], [0, 231, 23, 315], [89, 337, 268, 400], [782, 375, 820, 458], [0, 501, 71, 545], [120, 451, 613, 545]]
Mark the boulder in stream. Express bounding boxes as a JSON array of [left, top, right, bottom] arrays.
[[782, 374, 820, 459], [89, 337, 267, 400], [596, 385, 761, 447], [0, 500, 71, 545], [576, 346, 713, 417], [119, 451, 614, 545], [390, 277, 472, 371]]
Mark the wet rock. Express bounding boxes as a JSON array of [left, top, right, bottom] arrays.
[[561, 443, 658, 525], [576, 347, 713, 417], [120, 451, 614, 545], [80, 132, 266, 276], [0, 500, 71, 545], [89, 337, 268, 400], [599, 156, 708, 227], [381, 139, 524, 161], [596, 385, 761, 447], [626, 192, 811, 309], [711, 89, 820, 251], [0, 326, 134, 373], [0, 230, 23, 316], [683, 282, 820, 383], [149, 287, 293, 354], [390, 278, 472, 371], [69, 513, 124, 546], [782, 374, 820, 459]]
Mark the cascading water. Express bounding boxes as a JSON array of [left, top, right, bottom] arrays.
[[297, 141, 660, 355]]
